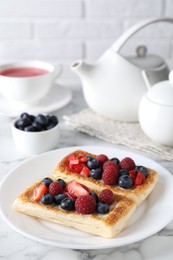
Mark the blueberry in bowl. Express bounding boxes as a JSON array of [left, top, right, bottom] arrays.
[[11, 112, 60, 154]]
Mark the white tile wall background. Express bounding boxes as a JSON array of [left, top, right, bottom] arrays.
[[0, 0, 173, 86]]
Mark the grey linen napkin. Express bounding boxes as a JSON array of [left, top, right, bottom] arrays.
[[63, 108, 173, 162]]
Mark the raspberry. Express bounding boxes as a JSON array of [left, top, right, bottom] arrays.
[[135, 171, 146, 186], [103, 160, 119, 171], [75, 195, 96, 214], [102, 167, 118, 185], [96, 154, 108, 165], [49, 181, 63, 196], [99, 189, 115, 205], [120, 157, 136, 171]]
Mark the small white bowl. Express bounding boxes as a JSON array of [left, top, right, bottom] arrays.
[[11, 117, 60, 154]]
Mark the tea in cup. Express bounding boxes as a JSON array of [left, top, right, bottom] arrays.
[[0, 60, 62, 108]]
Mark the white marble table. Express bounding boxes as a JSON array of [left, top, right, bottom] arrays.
[[0, 86, 173, 260]]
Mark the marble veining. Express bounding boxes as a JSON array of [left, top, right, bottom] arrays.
[[0, 85, 173, 260]]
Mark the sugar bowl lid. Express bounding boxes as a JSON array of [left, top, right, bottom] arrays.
[[146, 71, 173, 106]]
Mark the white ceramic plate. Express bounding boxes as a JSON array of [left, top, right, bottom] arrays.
[[0, 146, 173, 249], [0, 84, 72, 117]]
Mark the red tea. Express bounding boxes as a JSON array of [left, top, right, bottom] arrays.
[[0, 67, 49, 77]]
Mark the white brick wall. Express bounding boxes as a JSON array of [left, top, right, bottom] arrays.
[[0, 0, 172, 86]]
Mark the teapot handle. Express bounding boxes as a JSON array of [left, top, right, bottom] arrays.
[[111, 17, 173, 53]]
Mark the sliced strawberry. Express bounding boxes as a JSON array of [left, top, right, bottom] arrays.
[[79, 157, 88, 163], [67, 180, 89, 197], [129, 170, 137, 185], [68, 163, 85, 173], [67, 153, 75, 162], [69, 159, 80, 165], [64, 191, 77, 200], [135, 171, 146, 186], [33, 183, 48, 202], [77, 153, 85, 159], [80, 166, 90, 177]]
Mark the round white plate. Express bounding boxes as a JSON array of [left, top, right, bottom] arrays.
[[0, 146, 173, 249], [0, 84, 72, 117]]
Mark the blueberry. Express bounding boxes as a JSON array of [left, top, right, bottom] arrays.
[[40, 193, 54, 205], [46, 123, 57, 130], [24, 125, 36, 131], [118, 175, 133, 189], [90, 168, 102, 179], [87, 158, 100, 169], [47, 115, 58, 125], [110, 157, 120, 164], [42, 177, 53, 187], [35, 114, 48, 126], [60, 198, 75, 211], [96, 202, 110, 214], [15, 118, 31, 128], [57, 179, 66, 189], [20, 112, 30, 120], [135, 166, 148, 177], [119, 169, 128, 177], [24, 125, 35, 132], [54, 194, 66, 205], [32, 121, 43, 131], [29, 114, 35, 122], [89, 192, 99, 202]]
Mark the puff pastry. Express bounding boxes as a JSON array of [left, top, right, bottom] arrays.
[[53, 149, 158, 206], [13, 177, 136, 238]]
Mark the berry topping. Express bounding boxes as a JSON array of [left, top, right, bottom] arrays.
[[102, 167, 118, 185], [103, 160, 119, 171], [87, 158, 100, 169], [80, 166, 90, 177], [96, 154, 108, 165], [119, 169, 129, 177], [54, 194, 66, 205], [40, 193, 54, 205], [118, 175, 133, 189], [67, 180, 89, 198], [99, 189, 115, 205], [96, 202, 110, 214], [57, 178, 67, 189], [129, 170, 137, 184], [135, 166, 148, 177], [120, 157, 136, 171], [60, 198, 75, 211], [49, 181, 63, 196], [68, 163, 85, 173], [89, 192, 99, 202], [33, 183, 48, 202], [135, 171, 146, 186], [64, 192, 77, 201], [110, 157, 120, 164], [42, 177, 53, 187], [67, 153, 75, 162], [90, 168, 102, 180], [75, 195, 96, 214]]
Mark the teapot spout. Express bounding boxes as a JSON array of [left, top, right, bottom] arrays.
[[71, 60, 93, 80]]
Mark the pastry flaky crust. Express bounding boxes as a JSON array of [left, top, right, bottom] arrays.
[[13, 178, 136, 238], [53, 150, 158, 206]]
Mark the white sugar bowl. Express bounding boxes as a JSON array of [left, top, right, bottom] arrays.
[[139, 71, 173, 146]]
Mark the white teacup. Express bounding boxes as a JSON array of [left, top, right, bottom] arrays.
[[0, 60, 62, 108]]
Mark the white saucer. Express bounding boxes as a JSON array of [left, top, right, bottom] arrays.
[[0, 84, 72, 117]]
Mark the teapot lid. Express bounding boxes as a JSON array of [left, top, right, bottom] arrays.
[[146, 71, 173, 106], [127, 45, 165, 69]]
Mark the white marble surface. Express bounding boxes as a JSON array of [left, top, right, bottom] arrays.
[[0, 85, 173, 260]]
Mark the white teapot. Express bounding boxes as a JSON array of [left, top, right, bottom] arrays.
[[139, 71, 173, 147], [71, 17, 173, 122]]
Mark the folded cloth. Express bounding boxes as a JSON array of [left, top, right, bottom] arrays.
[[63, 108, 173, 162]]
